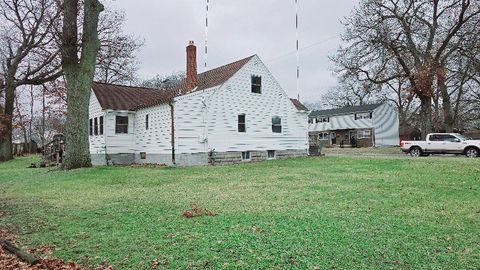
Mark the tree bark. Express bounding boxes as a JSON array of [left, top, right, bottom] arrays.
[[61, 0, 104, 170], [437, 66, 454, 132], [420, 97, 433, 140], [0, 77, 16, 161]]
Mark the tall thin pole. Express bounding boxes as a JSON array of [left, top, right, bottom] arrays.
[[205, 0, 209, 73], [295, 0, 300, 101]]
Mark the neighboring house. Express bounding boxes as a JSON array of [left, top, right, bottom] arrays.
[[308, 103, 400, 147], [89, 41, 309, 166], [12, 139, 38, 156]]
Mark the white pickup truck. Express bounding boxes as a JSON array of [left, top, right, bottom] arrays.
[[401, 133, 480, 158]]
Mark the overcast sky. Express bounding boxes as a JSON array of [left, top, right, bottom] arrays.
[[107, 0, 357, 102]]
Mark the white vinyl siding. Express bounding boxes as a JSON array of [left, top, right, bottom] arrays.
[[88, 92, 106, 154], [173, 55, 308, 154]]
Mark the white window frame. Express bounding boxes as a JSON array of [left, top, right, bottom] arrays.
[[319, 132, 330, 141], [316, 117, 329, 123], [242, 151, 251, 161], [357, 129, 371, 139], [272, 116, 282, 133], [267, 150, 276, 160], [355, 112, 372, 120]]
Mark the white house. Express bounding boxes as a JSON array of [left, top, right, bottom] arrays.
[[88, 41, 309, 166], [308, 103, 400, 147]]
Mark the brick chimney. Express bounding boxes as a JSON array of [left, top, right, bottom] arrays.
[[186, 41, 198, 92]]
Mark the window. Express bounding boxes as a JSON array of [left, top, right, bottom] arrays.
[[267, 150, 276, 159], [115, 116, 129, 134], [272, 116, 282, 133], [242, 151, 251, 161], [443, 135, 460, 142], [355, 112, 372, 120], [358, 129, 372, 139], [94, 118, 98, 135], [430, 134, 460, 142], [308, 118, 314, 124], [238, 114, 246, 133], [251, 76, 262, 94], [316, 117, 330, 123], [89, 119, 93, 136], [319, 132, 330, 140], [145, 114, 149, 130], [140, 152, 147, 160], [99, 116, 104, 135]]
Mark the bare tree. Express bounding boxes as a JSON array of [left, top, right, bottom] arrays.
[[95, 10, 143, 84], [333, 0, 480, 138], [322, 75, 382, 108], [61, 0, 104, 169], [0, 0, 62, 161], [141, 72, 186, 90]]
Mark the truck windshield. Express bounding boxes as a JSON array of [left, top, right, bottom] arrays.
[[455, 134, 471, 141]]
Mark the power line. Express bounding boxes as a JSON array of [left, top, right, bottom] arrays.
[[265, 35, 338, 64]]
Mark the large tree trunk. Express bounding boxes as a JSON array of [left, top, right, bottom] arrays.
[[437, 67, 454, 132], [419, 97, 433, 140], [61, 0, 103, 170], [0, 81, 16, 161], [62, 75, 92, 169]]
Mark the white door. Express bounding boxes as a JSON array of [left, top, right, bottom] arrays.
[[426, 134, 445, 152], [442, 134, 465, 154]]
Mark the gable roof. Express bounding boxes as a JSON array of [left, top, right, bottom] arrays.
[[174, 55, 255, 94], [290, 99, 309, 111], [92, 82, 174, 111], [310, 103, 383, 117]]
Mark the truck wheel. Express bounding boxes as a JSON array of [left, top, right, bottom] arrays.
[[465, 147, 479, 158], [409, 147, 422, 157]]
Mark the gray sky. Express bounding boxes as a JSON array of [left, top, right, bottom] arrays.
[[107, 0, 357, 102]]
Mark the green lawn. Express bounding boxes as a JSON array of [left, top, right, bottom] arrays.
[[0, 156, 479, 269]]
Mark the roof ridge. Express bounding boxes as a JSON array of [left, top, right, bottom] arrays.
[[197, 55, 255, 76], [312, 103, 384, 112], [93, 81, 165, 92]]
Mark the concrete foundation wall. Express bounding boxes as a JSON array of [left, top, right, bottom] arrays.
[[175, 153, 209, 166], [92, 149, 307, 167], [91, 154, 107, 166], [134, 153, 173, 166], [106, 153, 135, 165], [210, 149, 307, 165]]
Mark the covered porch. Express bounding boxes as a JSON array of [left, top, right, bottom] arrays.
[[309, 128, 375, 148]]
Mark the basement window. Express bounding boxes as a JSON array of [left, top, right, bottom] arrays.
[[115, 116, 129, 134], [242, 151, 251, 161], [251, 76, 262, 94], [272, 116, 282, 133], [267, 150, 276, 159], [238, 114, 246, 133], [140, 152, 147, 160]]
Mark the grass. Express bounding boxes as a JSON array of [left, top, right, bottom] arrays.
[[0, 155, 479, 269]]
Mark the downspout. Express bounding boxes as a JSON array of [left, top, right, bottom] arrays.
[[169, 101, 176, 165]]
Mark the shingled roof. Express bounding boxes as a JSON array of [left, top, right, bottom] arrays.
[[310, 103, 383, 117], [175, 55, 255, 94], [92, 82, 174, 111], [290, 99, 309, 111]]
